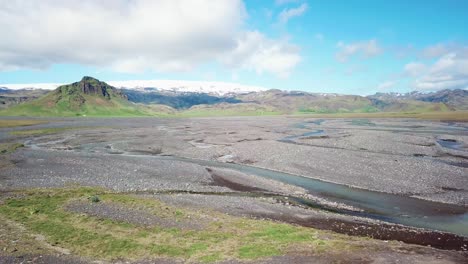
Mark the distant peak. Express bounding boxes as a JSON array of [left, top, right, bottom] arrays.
[[80, 76, 100, 83], [59, 76, 116, 98]]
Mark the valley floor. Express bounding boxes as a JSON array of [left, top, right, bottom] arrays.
[[0, 116, 467, 263]]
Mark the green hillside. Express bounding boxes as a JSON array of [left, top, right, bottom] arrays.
[[237, 90, 379, 114], [0, 76, 464, 117], [0, 77, 153, 117]]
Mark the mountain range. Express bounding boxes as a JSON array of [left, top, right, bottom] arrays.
[[0, 76, 466, 117], [0, 87, 48, 109], [0, 77, 156, 116]]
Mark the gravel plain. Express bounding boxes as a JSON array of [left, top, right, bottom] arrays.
[[2, 117, 466, 203], [0, 116, 467, 263]]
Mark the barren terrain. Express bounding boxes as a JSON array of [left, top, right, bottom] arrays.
[[0, 117, 467, 263]]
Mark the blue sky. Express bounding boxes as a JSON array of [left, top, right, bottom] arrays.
[[1, 0, 467, 95]]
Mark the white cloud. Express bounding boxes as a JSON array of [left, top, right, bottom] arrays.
[[220, 31, 301, 78], [420, 43, 468, 59], [278, 3, 308, 24], [0, 0, 301, 78], [377, 81, 396, 90], [335, 39, 383, 62], [421, 44, 451, 58], [0, 83, 62, 90], [390, 44, 416, 59], [412, 52, 468, 90], [403, 62, 427, 77]]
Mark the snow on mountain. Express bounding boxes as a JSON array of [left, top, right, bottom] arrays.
[[0, 83, 62, 90], [0, 80, 268, 96], [108, 80, 267, 96]]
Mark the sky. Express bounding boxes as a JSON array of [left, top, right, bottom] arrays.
[[0, 0, 467, 95]]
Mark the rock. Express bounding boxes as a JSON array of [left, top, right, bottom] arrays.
[[217, 154, 236, 163]]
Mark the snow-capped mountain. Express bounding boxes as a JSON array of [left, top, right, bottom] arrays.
[[0, 83, 62, 90], [107, 80, 267, 96], [0, 80, 268, 96]]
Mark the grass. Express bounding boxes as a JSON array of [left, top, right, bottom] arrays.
[[0, 90, 156, 117], [297, 105, 379, 114], [3, 103, 467, 120], [0, 142, 24, 154], [0, 214, 54, 256], [0, 187, 366, 262], [0, 142, 24, 169], [0, 119, 47, 128], [9, 127, 83, 136]]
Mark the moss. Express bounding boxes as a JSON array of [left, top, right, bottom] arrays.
[[0, 119, 47, 128], [0, 187, 363, 262], [199, 252, 223, 263], [248, 223, 316, 243], [10, 127, 78, 136], [238, 244, 281, 259], [0, 143, 24, 155]]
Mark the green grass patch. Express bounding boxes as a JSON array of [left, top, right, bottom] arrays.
[[238, 244, 281, 259], [199, 252, 223, 263], [0, 187, 364, 262], [0, 143, 23, 168], [0, 91, 156, 117], [0, 119, 47, 128], [0, 143, 24, 155], [9, 126, 100, 136]]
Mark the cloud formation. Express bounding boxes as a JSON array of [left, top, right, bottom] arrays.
[[421, 44, 453, 59], [220, 31, 301, 78], [278, 3, 308, 24], [411, 52, 468, 90], [0, 0, 301, 78], [398, 44, 468, 91], [377, 81, 396, 90], [403, 62, 427, 77], [336, 40, 382, 62]]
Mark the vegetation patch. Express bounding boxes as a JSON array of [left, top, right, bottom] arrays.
[[0, 119, 47, 128], [0, 187, 367, 262], [0, 143, 24, 155], [0, 215, 54, 257], [9, 127, 95, 136], [0, 143, 24, 169]]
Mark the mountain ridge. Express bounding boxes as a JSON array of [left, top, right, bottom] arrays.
[[0, 77, 153, 116], [0, 76, 466, 116]]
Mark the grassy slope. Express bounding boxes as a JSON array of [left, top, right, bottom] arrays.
[[0, 187, 372, 262], [0, 87, 463, 119], [0, 78, 156, 117], [377, 100, 452, 113], [238, 91, 380, 114], [178, 103, 281, 117], [0, 93, 152, 117]]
